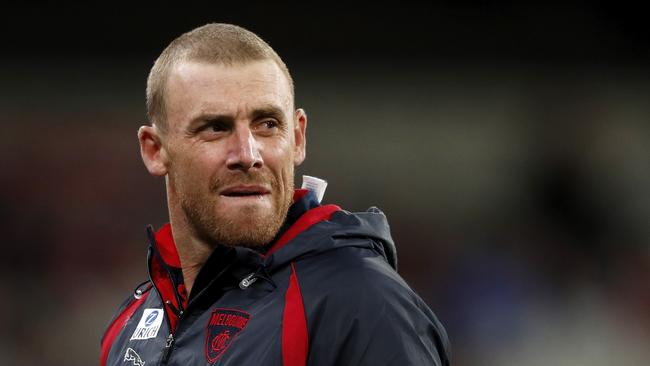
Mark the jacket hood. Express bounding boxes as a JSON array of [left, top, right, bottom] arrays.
[[265, 195, 398, 272], [331, 206, 397, 269]]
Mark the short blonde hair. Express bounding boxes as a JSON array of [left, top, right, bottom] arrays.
[[146, 23, 294, 130]]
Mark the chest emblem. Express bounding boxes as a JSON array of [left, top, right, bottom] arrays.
[[205, 308, 251, 363]]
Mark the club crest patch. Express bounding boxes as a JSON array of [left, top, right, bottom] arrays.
[[130, 308, 164, 340], [205, 308, 251, 363]]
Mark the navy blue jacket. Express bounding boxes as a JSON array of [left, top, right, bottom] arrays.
[[101, 189, 450, 365]]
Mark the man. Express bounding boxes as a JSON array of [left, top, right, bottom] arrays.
[[101, 23, 450, 366]]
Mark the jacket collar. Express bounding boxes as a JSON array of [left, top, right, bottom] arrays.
[[149, 189, 332, 270], [145, 189, 341, 331]]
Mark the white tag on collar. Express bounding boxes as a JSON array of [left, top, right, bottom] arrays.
[[301, 175, 328, 203]]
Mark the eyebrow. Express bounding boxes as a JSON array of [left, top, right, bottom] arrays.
[[250, 105, 286, 121], [188, 105, 287, 128]]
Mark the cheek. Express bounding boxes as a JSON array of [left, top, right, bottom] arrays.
[[264, 142, 295, 175], [169, 147, 222, 189], [265, 135, 294, 161]]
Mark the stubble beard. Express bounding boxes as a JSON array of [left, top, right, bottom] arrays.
[[180, 171, 294, 249]]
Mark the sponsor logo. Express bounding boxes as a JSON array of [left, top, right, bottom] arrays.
[[205, 308, 251, 363], [131, 308, 164, 341], [144, 311, 158, 327], [124, 348, 145, 366]]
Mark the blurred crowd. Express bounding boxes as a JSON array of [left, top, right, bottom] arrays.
[[1, 66, 648, 365]]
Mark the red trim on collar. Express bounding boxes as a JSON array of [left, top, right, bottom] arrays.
[[264, 204, 341, 258], [151, 255, 186, 331], [151, 224, 186, 332], [293, 188, 309, 202], [154, 224, 182, 268]]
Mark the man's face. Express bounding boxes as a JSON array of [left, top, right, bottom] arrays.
[[157, 59, 306, 247]]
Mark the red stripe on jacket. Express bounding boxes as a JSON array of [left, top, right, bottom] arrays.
[[282, 262, 309, 366], [100, 291, 150, 366]]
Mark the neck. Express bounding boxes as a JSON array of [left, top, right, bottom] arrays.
[[174, 235, 212, 296], [167, 202, 214, 296]]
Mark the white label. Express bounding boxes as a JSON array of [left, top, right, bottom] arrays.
[[130, 308, 164, 340], [301, 175, 328, 203]]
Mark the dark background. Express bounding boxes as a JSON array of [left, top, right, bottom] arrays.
[[2, 3, 649, 365]]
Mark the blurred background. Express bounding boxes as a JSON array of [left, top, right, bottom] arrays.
[[1, 2, 649, 365]]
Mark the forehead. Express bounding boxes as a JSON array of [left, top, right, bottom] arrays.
[[165, 59, 293, 122]]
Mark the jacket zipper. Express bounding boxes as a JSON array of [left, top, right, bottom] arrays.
[[147, 262, 177, 365], [146, 241, 183, 365], [239, 272, 258, 289], [161, 333, 175, 364]]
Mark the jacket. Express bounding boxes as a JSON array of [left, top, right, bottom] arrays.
[[100, 189, 451, 365]]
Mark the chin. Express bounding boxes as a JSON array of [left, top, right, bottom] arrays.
[[212, 209, 282, 247], [184, 190, 292, 248], [220, 225, 278, 248]]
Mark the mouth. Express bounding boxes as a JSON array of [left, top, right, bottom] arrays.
[[220, 185, 271, 198]]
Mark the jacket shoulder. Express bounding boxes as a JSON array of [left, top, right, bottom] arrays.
[[100, 281, 154, 366], [295, 234, 410, 292], [100, 281, 152, 345], [294, 244, 451, 366]]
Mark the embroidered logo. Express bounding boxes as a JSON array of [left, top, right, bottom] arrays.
[[124, 348, 145, 366], [130, 308, 164, 340], [205, 308, 251, 363]]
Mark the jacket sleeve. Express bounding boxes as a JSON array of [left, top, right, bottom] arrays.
[[300, 253, 451, 366]]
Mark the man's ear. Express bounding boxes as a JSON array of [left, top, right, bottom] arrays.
[[293, 108, 307, 166], [138, 125, 168, 176]]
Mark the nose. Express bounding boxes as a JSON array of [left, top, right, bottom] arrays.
[[226, 126, 263, 171]]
